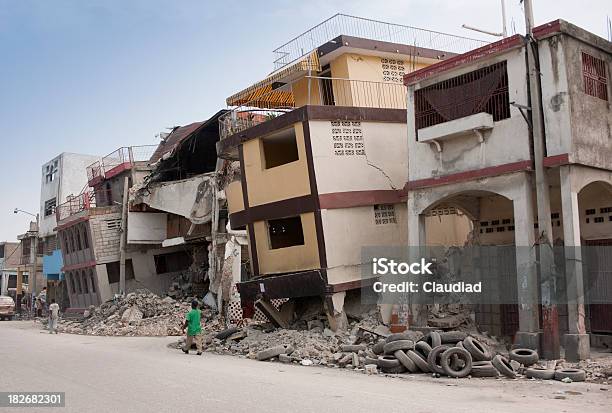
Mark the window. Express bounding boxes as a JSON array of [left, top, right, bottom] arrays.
[[153, 251, 192, 274], [70, 231, 77, 252], [106, 260, 135, 284], [582, 52, 608, 101], [267, 217, 304, 249], [261, 128, 299, 169], [0, 245, 4, 259], [69, 273, 76, 294], [22, 241, 30, 257], [44, 160, 58, 183], [106, 218, 121, 230], [81, 272, 89, 294], [89, 270, 96, 293], [374, 204, 397, 225], [414, 61, 510, 136], [76, 229, 82, 251], [82, 226, 89, 249], [43, 198, 56, 216], [62, 232, 71, 254]]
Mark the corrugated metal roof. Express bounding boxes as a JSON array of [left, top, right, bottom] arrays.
[[149, 122, 205, 164]]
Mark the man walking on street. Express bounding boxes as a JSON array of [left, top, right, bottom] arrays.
[[48, 298, 59, 334], [182, 300, 203, 355]]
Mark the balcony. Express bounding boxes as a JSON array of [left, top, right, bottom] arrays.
[[272, 13, 487, 70], [219, 76, 407, 140], [86, 145, 158, 187], [56, 188, 113, 223]]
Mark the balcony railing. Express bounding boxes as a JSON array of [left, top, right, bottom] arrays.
[[56, 188, 113, 223], [273, 13, 488, 70], [86, 145, 158, 184], [220, 76, 406, 140]]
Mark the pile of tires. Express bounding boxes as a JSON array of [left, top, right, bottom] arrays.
[[367, 333, 420, 374]]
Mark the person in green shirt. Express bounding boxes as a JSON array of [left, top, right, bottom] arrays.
[[182, 300, 203, 355]]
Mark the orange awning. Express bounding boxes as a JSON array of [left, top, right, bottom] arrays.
[[226, 50, 320, 108]]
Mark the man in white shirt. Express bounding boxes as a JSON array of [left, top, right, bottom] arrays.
[[48, 299, 60, 334]]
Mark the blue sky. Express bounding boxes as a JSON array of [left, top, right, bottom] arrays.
[[0, 0, 610, 241]]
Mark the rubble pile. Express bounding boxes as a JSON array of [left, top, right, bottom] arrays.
[[557, 356, 612, 383], [175, 318, 599, 384], [58, 290, 219, 336]]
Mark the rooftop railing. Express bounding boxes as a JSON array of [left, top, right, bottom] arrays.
[[56, 188, 113, 223], [272, 13, 488, 70], [86, 145, 158, 184], [220, 76, 406, 140]]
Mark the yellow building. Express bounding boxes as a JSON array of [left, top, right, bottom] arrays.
[[218, 14, 485, 329]]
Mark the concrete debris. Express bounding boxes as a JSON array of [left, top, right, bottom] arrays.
[[121, 306, 143, 324], [56, 290, 218, 336], [364, 364, 378, 375], [53, 295, 611, 385]]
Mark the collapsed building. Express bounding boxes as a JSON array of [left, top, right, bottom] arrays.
[[217, 15, 612, 362], [217, 14, 482, 330], [130, 110, 248, 312], [54, 110, 247, 317]]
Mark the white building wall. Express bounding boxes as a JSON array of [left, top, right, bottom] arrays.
[[309, 120, 407, 194], [407, 48, 531, 182], [39, 152, 98, 237]]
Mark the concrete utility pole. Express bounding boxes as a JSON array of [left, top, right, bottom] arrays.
[[523, 0, 560, 359], [119, 176, 129, 295], [30, 214, 39, 312]]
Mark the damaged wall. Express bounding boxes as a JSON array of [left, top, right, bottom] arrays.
[[134, 174, 215, 225], [309, 120, 407, 192]]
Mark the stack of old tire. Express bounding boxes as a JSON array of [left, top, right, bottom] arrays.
[[512, 348, 587, 382], [368, 331, 520, 378]]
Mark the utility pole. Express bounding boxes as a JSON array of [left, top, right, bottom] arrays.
[[29, 214, 39, 315], [523, 0, 560, 359], [16, 268, 23, 313], [119, 176, 129, 295]]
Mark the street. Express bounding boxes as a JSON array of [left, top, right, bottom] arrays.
[[0, 321, 609, 413]]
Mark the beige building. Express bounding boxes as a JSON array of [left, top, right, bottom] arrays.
[[218, 14, 482, 329], [404, 20, 612, 360]]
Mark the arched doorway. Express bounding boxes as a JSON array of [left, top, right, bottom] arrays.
[[578, 181, 612, 334], [419, 190, 520, 337]]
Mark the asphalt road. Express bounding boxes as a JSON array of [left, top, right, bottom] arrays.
[[0, 321, 610, 413]]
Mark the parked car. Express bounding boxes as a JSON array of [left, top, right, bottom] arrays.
[[0, 295, 15, 320]]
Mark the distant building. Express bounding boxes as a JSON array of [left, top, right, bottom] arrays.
[[39, 153, 98, 288], [55, 145, 158, 307], [0, 242, 21, 296]]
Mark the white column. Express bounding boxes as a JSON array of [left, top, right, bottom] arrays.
[[513, 177, 540, 335], [559, 166, 590, 361]]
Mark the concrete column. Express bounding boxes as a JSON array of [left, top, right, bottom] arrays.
[[407, 194, 428, 326], [16, 268, 23, 313], [324, 291, 348, 332], [513, 178, 541, 349], [560, 166, 590, 361]]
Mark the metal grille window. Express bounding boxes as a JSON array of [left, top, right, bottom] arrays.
[[414, 61, 510, 137], [44, 198, 56, 216], [582, 52, 608, 101]]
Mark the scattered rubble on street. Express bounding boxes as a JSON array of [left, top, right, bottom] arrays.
[[55, 290, 221, 336], [51, 289, 611, 387]]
